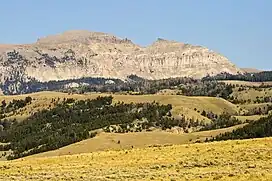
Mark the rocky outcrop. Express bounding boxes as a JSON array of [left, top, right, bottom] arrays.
[[0, 30, 242, 91]]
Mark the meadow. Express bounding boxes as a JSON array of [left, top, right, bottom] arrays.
[[0, 137, 271, 181], [0, 87, 271, 180]]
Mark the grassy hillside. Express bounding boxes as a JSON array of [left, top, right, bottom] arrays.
[[221, 80, 272, 87], [234, 115, 267, 122], [231, 87, 272, 103], [240, 103, 272, 111], [111, 94, 243, 120], [1, 137, 271, 181], [0, 91, 244, 122], [32, 124, 246, 158]]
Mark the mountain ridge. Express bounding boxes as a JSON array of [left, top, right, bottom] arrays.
[[241, 68, 263, 73], [0, 30, 242, 94]]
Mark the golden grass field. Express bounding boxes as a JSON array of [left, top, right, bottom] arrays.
[[32, 124, 246, 158], [0, 137, 271, 181], [0, 91, 245, 122]]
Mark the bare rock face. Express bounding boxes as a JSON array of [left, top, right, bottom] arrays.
[[0, 30, 242, 88], [241, 68, 263, 73]]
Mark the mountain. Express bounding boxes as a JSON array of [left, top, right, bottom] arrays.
[[0, 30, 242, 94], [241, 68, 263, 73]]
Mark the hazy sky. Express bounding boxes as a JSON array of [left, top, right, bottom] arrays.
[[0, 0, 271, 69]]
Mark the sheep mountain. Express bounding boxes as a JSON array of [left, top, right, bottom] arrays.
[[0, 30, 242, 95]]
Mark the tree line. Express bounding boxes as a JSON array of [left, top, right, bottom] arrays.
[[0, 96, 176, 159], [0, 95, 247, 159], [1, 74, 234, 100], [0, 97, 32, 122], [203, 71, 272, 82], [210, 115, 272, 141]]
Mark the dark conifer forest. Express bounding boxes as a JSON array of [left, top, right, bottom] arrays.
[[0, 96, 176, 159], [210, 115, 272, 141], [203, 71, 272, 82]]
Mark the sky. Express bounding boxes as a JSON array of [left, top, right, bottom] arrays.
[[0, 0, 271, 69]]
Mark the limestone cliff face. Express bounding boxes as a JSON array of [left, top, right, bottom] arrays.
[[0, 30, 242, 87]]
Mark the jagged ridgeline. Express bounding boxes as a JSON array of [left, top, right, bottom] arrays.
[[0, 30, 242, 95], [0, 96, 181, 159]]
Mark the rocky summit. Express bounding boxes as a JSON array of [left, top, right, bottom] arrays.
[[0, 30, 242, 94]]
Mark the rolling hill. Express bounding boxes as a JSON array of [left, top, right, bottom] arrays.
[[0, 91, 244, 122], [1, 137, 271, 181], [30, 124, 246, 158]]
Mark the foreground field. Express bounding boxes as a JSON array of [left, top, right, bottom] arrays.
[[1, 138, 271, 181]]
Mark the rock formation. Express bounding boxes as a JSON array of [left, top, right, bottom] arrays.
[[0, 30, 242, 92]]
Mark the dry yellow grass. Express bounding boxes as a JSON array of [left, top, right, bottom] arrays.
[[221, 80, 272, 87], [237, 103, 272, 121], [0, 137, 271, 181], [0, 143, 11, 161], [31, 124, 246, 158], [231, 88, 272, 102], [0, 91, 242, 122], [234, 115, 266, 122], [240, 103, 272, 112]]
